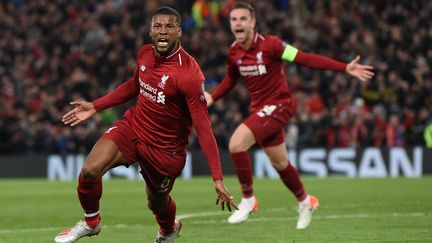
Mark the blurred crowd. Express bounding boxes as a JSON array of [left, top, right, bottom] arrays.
[[0, 0, 431, 154]]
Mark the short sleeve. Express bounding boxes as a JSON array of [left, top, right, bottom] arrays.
[[267, 35, 286, 60]]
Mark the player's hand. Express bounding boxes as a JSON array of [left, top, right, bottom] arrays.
[[62, 101, 97, 126], [214, 180, 238, 211], [346, 55, 375, 82], [204, 91, 213, 107]]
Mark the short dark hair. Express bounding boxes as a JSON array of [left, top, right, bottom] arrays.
[[151, 6, 181, 26], [230, 1, 255, 19]]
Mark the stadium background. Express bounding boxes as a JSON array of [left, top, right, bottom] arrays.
[[0, 0, 431, 173], [0, 1, 431, 242]]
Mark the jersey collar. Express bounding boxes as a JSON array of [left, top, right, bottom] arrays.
[[234, 32, 261, 51], [249, 32, 261, 50], [153, 42, 182, 62]]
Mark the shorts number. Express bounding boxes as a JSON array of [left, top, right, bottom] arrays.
[[257, 105, 276, 117]]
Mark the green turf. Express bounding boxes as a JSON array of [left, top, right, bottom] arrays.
[[0, 177, 431, 243]]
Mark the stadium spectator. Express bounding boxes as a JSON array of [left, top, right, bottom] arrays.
[[386, 113, 404, 146], [54, 7, 236, 243], [204, 1, 373, 229]]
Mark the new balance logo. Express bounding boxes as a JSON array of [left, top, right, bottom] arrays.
[[157, 91, 165, 104], [158, 74, 169, 89], [140, 64, 146, 72]]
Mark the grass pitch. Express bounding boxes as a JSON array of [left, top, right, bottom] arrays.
[[0, 177, 431, 243]]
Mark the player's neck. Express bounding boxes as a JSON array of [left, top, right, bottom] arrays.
[[238, 32, 254, 50], [154, 42, 180, 58], [238, 40, 252, 49]]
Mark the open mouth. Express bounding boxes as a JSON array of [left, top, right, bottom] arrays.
[[235, 29, 245, 33], [157, 38, 169, 47]]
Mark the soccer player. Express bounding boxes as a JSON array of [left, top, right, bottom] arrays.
[[54, 6, 237, 243], [205, 2, 374, 229]]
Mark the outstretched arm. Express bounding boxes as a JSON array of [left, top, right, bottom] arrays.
[[281, 43, 374, 81], [207, 59, 240, 106], [92, 70, 140, 111], [191, 110, 223, 181], [345, 55, 375, 82], [208, 75, 238, 107], [62, 101, 97, 126], [182, 75, 237, 211], [63, 68, 140, 126], [62, 73, 139, 126], [191, 110, 238, 211], [293, 50, 347, 71]]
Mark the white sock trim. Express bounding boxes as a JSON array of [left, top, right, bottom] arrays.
[[84, 210, 100, 218], [243, 196, 255, 204], [300, 195, 310, 206]]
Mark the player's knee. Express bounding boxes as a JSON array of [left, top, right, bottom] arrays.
[[270, 159, 289, 171], [80, 164, 102, 180], [228, 139, 246, 153]]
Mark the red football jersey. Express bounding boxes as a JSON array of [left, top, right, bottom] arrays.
[[222, 33, 291, 111], [94, 44, 207, 152]]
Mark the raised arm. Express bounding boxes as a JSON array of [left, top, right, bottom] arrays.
[[62, 100, 97, 126], [345, 55, 375, 82], [62, 69, 139, 127], [281, 43, 374, 81], [92, 69, 140, 111]]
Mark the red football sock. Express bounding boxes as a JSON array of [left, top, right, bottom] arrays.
[[277, 163, 307, 201], [153, 196, 176, 236], [231, 152, 254, 198], [77, 174, 102, 227]]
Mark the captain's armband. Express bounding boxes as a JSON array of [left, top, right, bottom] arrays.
[[281, 44, 299, 62]]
